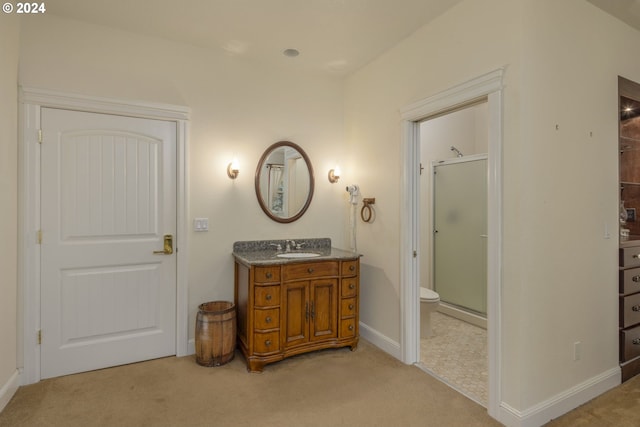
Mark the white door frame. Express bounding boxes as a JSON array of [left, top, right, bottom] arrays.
[[399, 68, 503, 418], [18, 87, 190, 385]]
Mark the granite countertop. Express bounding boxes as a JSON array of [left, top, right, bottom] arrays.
[[232, 238, 361, 266]]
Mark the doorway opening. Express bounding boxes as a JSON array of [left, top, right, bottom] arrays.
[[399, 68, 503, 419], [418, 101, 489, 406]]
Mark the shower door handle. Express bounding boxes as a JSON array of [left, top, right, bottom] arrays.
[[480, 235, 488, 238]]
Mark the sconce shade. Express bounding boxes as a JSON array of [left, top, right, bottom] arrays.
[[328, 167, 340, 183], [227, 161, 239, 179]]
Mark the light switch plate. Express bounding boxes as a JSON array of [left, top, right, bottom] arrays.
[[193, 218, 209, 232]]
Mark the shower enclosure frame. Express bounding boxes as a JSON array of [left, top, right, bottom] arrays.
[[430, 154, 488, 328]]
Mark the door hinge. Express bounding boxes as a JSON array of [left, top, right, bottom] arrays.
[[413, 250, 417, 258], [419, 163, 424, 175], [38, 129, 42, 144], [37, 330, 42, 345], [37, 230, 42, 244]]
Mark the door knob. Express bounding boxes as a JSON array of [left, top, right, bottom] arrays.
[[153, 234, 174, 255]]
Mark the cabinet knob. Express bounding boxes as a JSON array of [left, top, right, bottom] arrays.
[[265, 316, 272, 323], [634, 338, 640, 345], [265, 339, 272, 346], [634, 254, 640, 259], [266, 272, 272, 279], [633, 305, 640, 312], [633, 275, 640, 283], [349, 283, 355, 290], [307, 268, 314, 274], [348, 325, 354, 331], [266, 294, 272, 301], [349, 304, 354, 310], [349, 265, 355, 271]]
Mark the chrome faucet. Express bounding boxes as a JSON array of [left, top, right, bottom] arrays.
[[285, 240, 306, 251], [285, 239, 296, 252], [269, 242, 282, 251]]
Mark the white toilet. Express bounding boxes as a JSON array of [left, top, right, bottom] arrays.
[[420, 287, 440, 338]]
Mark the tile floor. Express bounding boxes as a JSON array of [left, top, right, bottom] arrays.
[[419, 311, 488, 406]]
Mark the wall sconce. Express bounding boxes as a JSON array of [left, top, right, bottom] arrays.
[[227, 159, 239, 179], [328, 166, 341, 183]]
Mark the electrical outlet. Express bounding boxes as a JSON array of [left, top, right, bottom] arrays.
[[573, 341, 582, 361]]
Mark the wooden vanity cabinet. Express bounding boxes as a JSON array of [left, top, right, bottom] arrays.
[[234, 258, 359, 372]]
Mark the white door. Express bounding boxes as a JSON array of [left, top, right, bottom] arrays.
[[40, 108, 177, 379]]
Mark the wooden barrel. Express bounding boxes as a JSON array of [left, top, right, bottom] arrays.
[[195, 301, 236, 366]]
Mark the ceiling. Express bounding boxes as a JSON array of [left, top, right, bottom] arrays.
[[587, 0, 640, 32], [45, 0, 464, 76]]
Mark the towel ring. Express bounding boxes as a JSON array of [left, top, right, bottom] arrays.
[[361, 198, 376, 223]]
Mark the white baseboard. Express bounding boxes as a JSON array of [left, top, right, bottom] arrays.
[[359, 321, 401, 360], [187, 338, 195, 356], [0, 369, 21, 413], [498, 367, 620, 427]]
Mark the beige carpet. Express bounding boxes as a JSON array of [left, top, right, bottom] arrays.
[[545, 373, 640, 427], [0, 340, 500, 427], [4, 338, 640, 427]]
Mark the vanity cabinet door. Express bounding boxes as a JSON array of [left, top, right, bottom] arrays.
[[282, 281, 309, 348], [309, 279, 338, 342], [282, 278, 338, 347]]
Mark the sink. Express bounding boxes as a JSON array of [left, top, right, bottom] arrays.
[[276, 252, 321, 259]]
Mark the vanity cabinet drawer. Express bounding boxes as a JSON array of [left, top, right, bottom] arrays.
[[283, 261, 339, 281], [621, 293, 640, 328], [341, 260, 358, 277], [254, 308, 279, 330], [254, 266, 280, 283], [621, 325, 640, 362], [621, 247, 640, 268], [255, 285, 280, 307], [254, 331, 280, 354], [341, 297, 357, 317], [340, 318, 357, 338], [341, 278, 358, 298], [621, 267, 640, 295]]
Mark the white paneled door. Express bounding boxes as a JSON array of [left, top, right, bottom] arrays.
[[40, 108, 177, 379]]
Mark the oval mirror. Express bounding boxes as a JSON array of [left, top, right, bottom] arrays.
[[255, 141, 315, 223]]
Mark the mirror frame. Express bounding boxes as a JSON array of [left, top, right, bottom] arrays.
[[254, 141, 315, 223]]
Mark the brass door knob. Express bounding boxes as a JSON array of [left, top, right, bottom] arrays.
[[153, 234, 174, 255]]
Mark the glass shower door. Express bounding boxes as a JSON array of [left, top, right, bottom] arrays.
[[433, 157, 487, 315]]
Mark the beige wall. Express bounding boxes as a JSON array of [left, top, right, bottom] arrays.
[[18, 14, 348, 342], [0, 13, 19, 402], [516, 0, 640, 408], [345, 0, 640, 416]]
